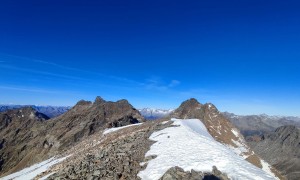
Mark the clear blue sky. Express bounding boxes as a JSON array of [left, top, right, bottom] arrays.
[[0, 0, 300, 116]]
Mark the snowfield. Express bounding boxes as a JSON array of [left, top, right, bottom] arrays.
[[1, 156, 70, 180], [138, 118, 277, 180], [103, 123, 142, 135]]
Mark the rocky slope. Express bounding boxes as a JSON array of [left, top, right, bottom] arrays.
[[0, 96, 144, 177], [0, 105, 71, 118], [249, 126, 300, 180], [0, 107, 49, 173], [3, 118, 277, 180], [223, 112, 300, 139]]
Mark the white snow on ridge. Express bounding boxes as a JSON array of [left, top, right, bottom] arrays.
[[261, 159, 278, 180], [1, 156, 70, 180], [231, 129, 239, 137], [103, 123, 142, 135], [138, 118, 276, 180]]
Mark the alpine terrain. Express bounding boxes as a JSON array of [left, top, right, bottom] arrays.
[[223, 112, 300, 139], [0, 98, 286, 180], [248, 126, 300, 180]]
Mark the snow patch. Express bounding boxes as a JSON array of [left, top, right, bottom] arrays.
[[138, 118, 276, 180], [1, 155, 71, 180], [231, 129, 239, 137], [161, 121, 169, 125], [103, 123, 142, 135], [140, 162, 147, 166], [261, 159, 279, 180], [29, 112, 35, 119]]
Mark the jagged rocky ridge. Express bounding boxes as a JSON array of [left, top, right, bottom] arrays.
[[1, 98, 284, 180], [249, 126, 300, 180], [0, 96, 144, 176]]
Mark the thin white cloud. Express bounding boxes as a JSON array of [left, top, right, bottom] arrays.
[[144, 78, 181, 91], [0, 53, 146, 87], [0, 53, 181, 93], [168, 80, 180, 87], [0, 85, 65, 94], [0, 64, 88, 81]]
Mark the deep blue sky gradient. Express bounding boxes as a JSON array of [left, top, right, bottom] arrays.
[[0, 0, 300, 115]]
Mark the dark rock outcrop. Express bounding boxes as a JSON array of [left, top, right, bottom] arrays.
[[160, 166, 229, 180]]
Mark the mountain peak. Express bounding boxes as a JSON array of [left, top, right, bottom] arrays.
[[94, 96, 106, 105], [180, 98, 201, 107], [116, 99, 130, 105], [75, 100, 92, 106]]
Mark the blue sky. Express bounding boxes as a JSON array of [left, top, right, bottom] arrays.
[[0, 0, 300, 116]]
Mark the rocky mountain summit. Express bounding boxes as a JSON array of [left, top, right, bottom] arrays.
[[0, 96, 144, 177], [249, 125, 300, 180]]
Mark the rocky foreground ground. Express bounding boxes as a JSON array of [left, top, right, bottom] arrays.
[[35, 119, 229, 180]]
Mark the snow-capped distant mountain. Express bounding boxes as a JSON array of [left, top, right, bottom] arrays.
[[0, 105, 71, 118], [138, 108, 174, 120]]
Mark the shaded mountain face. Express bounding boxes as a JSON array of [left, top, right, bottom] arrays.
[[0, 97, 144, 176], [249, 126, 300, 180], [0, 105, 71, 118], [45, 97, 145, 150], [0, 107, 49, 172], [170, 98, 284, 179], [223, 112, 300, 139]]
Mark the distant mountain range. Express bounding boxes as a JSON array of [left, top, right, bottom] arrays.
[[138, 108, 174, 120], [223, 112, 300, 138], [2, 105, 300, 135], [0, 105, 71, 118]]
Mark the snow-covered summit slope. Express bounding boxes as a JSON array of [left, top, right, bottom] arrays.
[[138, 118, 277, 180], [170, 99, 283, 179]]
